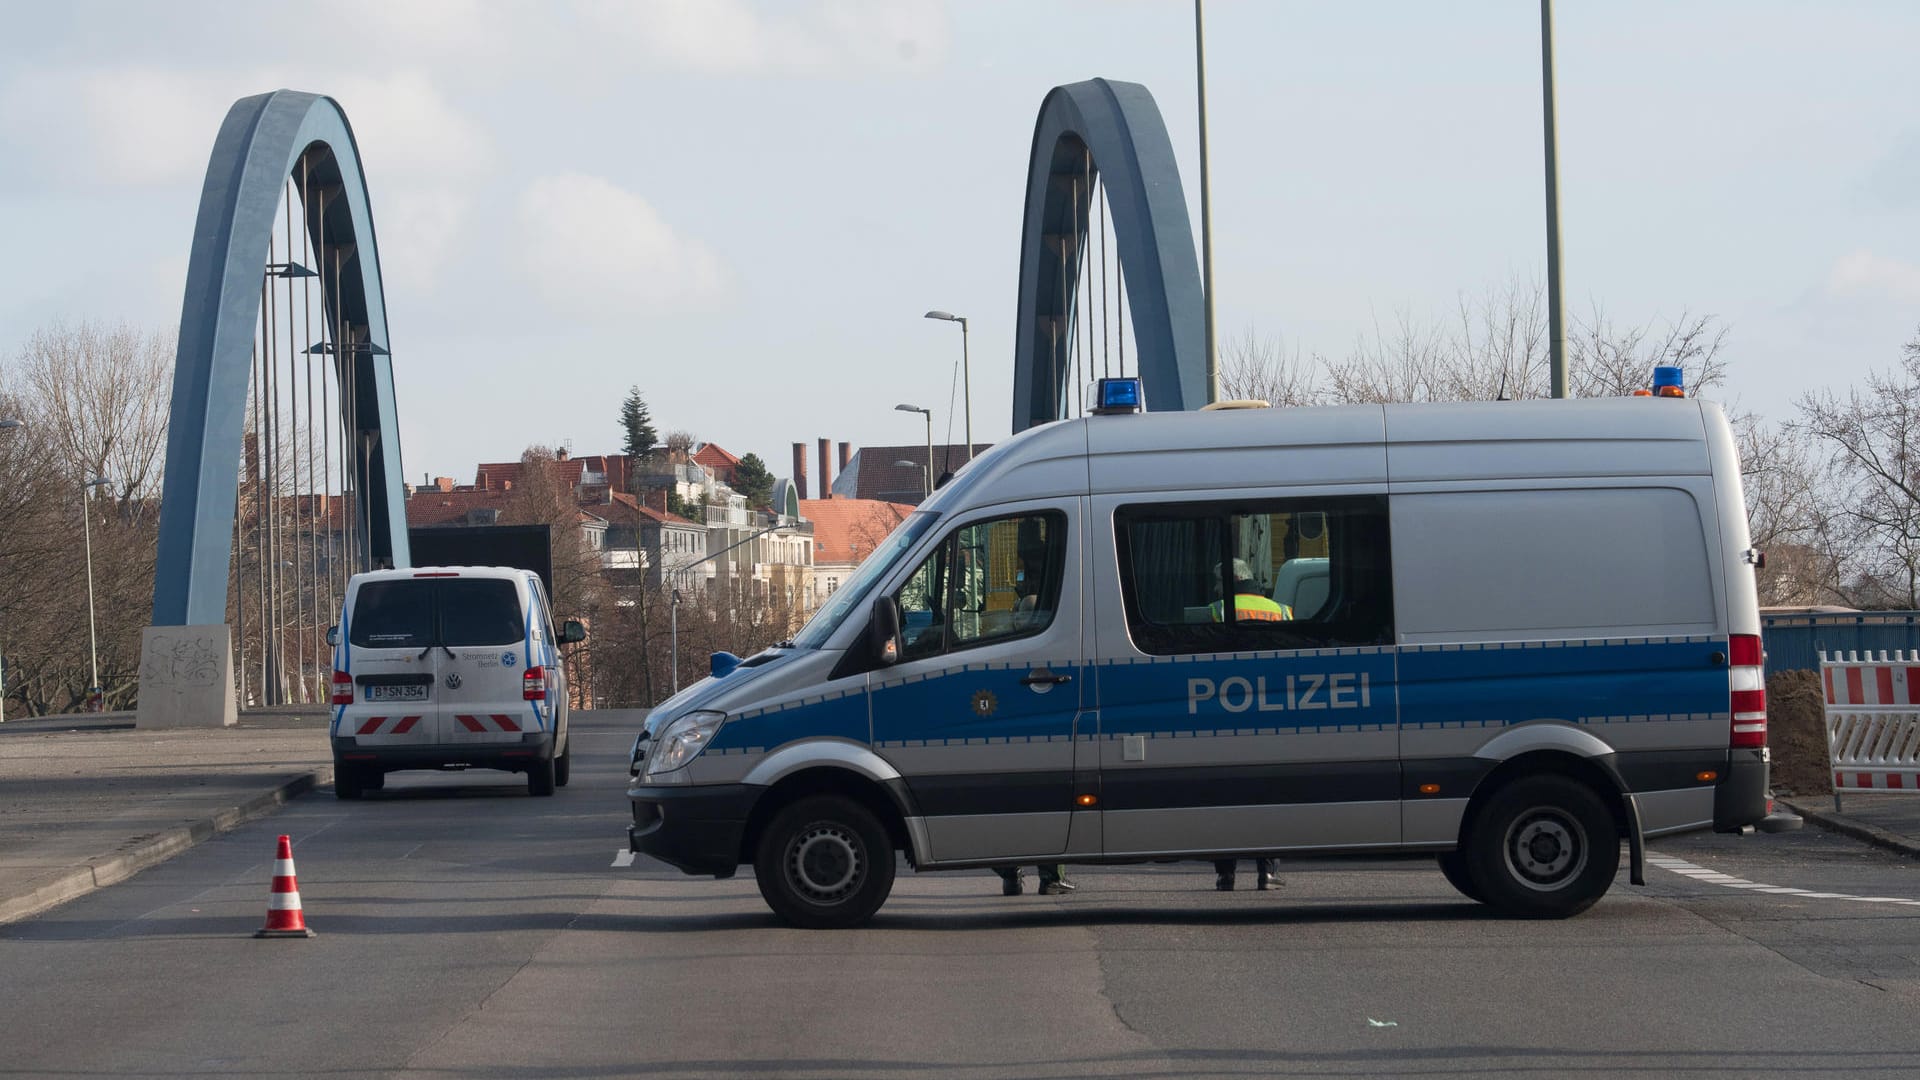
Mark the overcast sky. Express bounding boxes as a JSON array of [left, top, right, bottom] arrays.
[[2, 0, 1915, 487]]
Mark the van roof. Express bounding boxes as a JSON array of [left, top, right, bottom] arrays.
[[920, 397, 1721, 509], [348, 566, 535, 585]]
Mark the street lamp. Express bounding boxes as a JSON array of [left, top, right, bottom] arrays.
[[894, 460, 930, 500], [894, 404, 933, 500], [0, 419, 20, 721], [81, 475, 111, 711], [923, 311, 972, 463]]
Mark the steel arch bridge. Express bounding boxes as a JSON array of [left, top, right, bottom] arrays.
[[152, 89, 409, 631], [1011, 78, 1206, 432]]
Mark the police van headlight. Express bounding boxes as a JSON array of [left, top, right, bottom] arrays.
[[646, 711, 725, 776]]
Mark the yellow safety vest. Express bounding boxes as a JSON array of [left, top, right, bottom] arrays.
[[1210, 594, 1293, 622]]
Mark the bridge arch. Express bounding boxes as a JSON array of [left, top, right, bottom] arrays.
[[1011, 78, 1206, 433], [152, 89, 410, 629]]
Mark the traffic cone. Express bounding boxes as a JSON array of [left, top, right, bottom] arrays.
[[255, 834, 316, 938]]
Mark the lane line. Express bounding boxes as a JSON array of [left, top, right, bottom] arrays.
[[611, 850, 635, 868], [1648, 854, 1920, 907]]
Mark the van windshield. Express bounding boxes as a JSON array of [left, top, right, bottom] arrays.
[[790, 511, 938, 650]]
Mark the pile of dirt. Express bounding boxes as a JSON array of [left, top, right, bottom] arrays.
[[1767, 668, 1831, 796]]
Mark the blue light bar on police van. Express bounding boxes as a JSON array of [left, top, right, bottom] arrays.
[[1092, 377, 1145, 415], [1651, 365, 1686, 398]]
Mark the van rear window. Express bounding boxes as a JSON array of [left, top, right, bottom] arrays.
[[349, 582, 435, 648], [439, 579, 525, 646]]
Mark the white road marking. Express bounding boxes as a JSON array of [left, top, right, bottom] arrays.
[[1647, 854, 1920, 907], [611, 849, 636, 868]]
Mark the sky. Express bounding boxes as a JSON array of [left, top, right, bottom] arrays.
[[1, 0, 1915, 489]]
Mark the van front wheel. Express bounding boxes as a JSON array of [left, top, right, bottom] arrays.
[[754, 795, 895, 929], [1465, 775, 1618, 918]]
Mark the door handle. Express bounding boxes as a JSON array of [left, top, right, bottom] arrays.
[[1020, 670, 1073, 687]]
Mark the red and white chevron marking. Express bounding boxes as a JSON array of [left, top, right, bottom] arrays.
[[355, 715, 421, 736], [1835, 769, 1920, 791], [455, 714, 523, 733], [1822, 652, 1920, 706]]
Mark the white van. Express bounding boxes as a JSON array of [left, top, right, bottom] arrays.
[[330, 566, 585, 798], [626, 389, 1773, 928]]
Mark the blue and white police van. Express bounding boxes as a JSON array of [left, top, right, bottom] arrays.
[[627, 377, 1774, 928]]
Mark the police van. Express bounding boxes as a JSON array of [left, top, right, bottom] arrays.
[[329, 566, 585, 798], [627, 380, 1773, 928]]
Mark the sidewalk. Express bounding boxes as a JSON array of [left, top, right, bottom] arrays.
[[0, 709, 332, 925], [1777, 792, 1920, 861]]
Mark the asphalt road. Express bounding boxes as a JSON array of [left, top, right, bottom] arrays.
[[4, 709, 1920, 1079]]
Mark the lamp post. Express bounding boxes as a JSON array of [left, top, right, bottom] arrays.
[[894, 404, 933, 499], [80, 475, 112, 711], [922, 311, 971, 463], [670, 585, 682, 694], [894, 460, 930, 500], [0, 419, 21, 722]]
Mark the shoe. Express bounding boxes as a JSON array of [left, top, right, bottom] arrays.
[[1215, 875, 1235, 892], [1256, 872, 1278, 891], [1039, 878, 1076, 895], [1001, 871, 1026, 897]]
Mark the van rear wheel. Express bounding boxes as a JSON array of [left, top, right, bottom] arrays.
[[334, 764, 364, 801], [527, 755, 557, 797], [554, 739, 571, 787], [1464, 774, 1618, 917], [754, 795, 895, 929]]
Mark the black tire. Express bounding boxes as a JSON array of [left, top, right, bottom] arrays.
[[554, 738, 571, 787], [1464, 774, 1619, 918], [753, 795, 896, 929], [1435, 850, 1484, 903], [528, 754, 557, 797], [364, 769, 385, 792], [334, 764, 364, 800]]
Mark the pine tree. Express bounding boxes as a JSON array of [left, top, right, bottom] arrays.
[[733, 453, 775, 509], [619, 387, 658, 461]]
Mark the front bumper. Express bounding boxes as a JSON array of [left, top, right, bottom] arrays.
[[1713, 746, 1770, 832], [627, 782, 760, 877]]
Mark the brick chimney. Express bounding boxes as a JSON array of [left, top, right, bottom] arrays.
[[791, 442, 808, 501], [818, 438, 833, 500], [434, 476, 455, 492], [838, 441, 851, 473], [644, 487, 668, 513]]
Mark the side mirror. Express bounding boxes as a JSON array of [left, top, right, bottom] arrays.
[[325, 625, 339, 647], [869, 596, 901, 666], [560, 619, 587, 644]]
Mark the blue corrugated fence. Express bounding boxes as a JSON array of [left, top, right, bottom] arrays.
[[1761, 612, 1920, 674]]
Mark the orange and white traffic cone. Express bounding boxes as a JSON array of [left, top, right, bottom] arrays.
[[255, 834, 316, 938]]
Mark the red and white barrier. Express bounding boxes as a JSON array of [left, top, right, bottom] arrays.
[[1822, 651, 1920, 794]]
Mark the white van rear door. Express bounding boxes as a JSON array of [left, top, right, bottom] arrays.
[[342, 579, 439, 746], [434, 577, 538, 744]]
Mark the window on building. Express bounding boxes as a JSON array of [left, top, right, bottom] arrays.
[[1115, 496, 1392, 655]]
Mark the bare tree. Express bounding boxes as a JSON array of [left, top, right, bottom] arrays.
[[1218, 327, 1322, 406], [1791, 328, 1920, 608], [1731, 412, 1834, 606], [15, 320, 173, 507]]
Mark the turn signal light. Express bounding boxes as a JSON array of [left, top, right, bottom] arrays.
[[1696, 770, 1719, 783], [523, 665, 547, 701], [1418, 783, 1441, 795], [330, 670, 353, 705], [1075, 793, 1098, 807]]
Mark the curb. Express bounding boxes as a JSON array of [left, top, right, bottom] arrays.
[[1776, 796, 1920, 860], [0, 766, 332, 927]]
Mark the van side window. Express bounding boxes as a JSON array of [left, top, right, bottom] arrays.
[[896, 511, 1067, 662], [1115, 496, 1392, 655]]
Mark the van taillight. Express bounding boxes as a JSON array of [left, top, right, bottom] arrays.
[[331, 671, 354, 706], [1729, 634, 1766, 749], [523, 666, 547, 701]]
